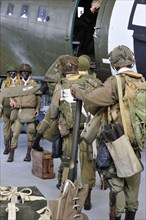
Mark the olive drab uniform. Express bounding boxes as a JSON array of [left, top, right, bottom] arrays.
[[52, 68, 102, 212], [9, 79, 41, 160], [71, 45, 143, 219], [50, 72, 101, 184], [0, 67, 21, 155], [7, 64, 41, 162]]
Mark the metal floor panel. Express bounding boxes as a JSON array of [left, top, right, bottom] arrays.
[[0, 120, 146, 220]]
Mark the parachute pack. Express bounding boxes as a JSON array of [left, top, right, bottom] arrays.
[[115, 72, 146, 149]]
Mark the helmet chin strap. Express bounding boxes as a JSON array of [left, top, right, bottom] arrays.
[[22, 76, 30, 85], [10, 76, 17, 85]]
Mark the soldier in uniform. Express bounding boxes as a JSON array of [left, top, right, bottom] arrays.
[[0, 65, 21, 155], [70, 45, 143, 220], [32, 55, 102, 210], [7, 64, 41, 162], [90, 0, 102, 13], [32, 54, 97, 152]]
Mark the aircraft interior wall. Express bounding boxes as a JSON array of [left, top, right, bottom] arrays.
[[73, 0, 98, 61]]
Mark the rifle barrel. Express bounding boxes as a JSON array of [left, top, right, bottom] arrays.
[[68, 99, 82, 182]]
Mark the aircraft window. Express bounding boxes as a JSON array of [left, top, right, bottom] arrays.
[[21, 5, 29, 18], [37, 7, 47, 22], [7, 3, 14, 16]]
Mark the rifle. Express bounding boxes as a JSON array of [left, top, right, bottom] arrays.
[[68, 99, 82, 182]]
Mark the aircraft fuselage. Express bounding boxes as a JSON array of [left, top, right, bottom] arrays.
[[0, 0, 146, 80]]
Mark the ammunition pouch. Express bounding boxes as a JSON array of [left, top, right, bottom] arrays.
[[58, 117, 70, 137], [80, 108, 106, 144]]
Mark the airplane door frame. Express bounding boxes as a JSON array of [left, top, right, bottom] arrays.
[[94, 0, 116, 80]]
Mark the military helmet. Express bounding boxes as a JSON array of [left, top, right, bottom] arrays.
[[58, 55, 78, 76], [19, 64, 32, 73], [78, 55, 91, 71], [108, 45, 135, 69], [7, 65, 18, 73]]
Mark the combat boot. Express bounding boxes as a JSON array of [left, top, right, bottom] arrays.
[[7, 149, 15, 162], [3, 137, 11, 154], [109, 216, 121, 220], [3, 143, 10, 154], [56, 168, 63, 190], [24, 146, 31, 162], [31, 133, 44, 151], [84, 188, 92, 210], [125, 209, 136, 220]]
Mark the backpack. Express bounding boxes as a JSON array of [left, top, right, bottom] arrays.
[[115, 72, 146, 149]]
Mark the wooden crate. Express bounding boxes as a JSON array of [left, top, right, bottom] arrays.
[[32, 150, 55, 179]]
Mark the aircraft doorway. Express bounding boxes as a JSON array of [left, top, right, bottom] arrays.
[[73, 0, 98, 60]]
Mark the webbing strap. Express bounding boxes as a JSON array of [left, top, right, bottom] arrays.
[[114, 75, 128, 137]]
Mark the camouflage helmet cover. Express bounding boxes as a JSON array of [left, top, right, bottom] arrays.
[[58, 55, 78, 75], [19, 64, 32, 73], [108, 45, 135, 69], [7, 65, 18, 73], [78, 55, 91, 71]]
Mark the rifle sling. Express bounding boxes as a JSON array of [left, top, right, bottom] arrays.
[[114, 75, 128, 137]]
